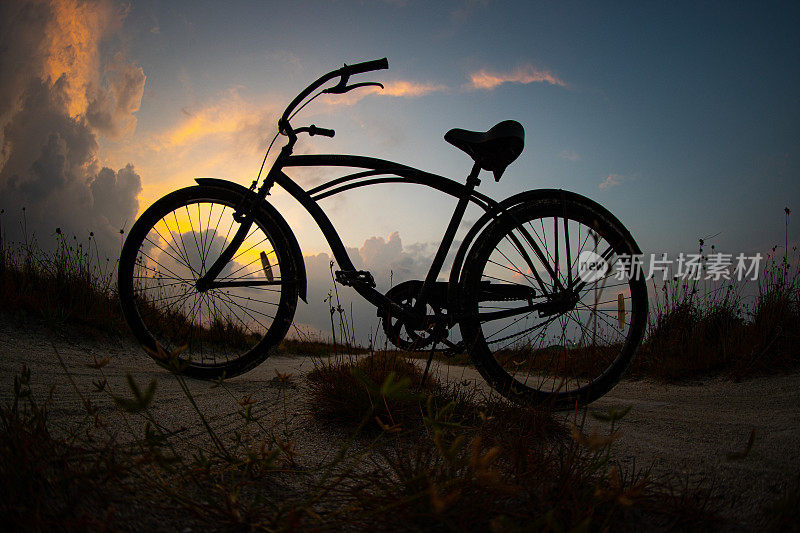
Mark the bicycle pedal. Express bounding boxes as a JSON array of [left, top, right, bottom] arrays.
[[335, 270, 376, 288]]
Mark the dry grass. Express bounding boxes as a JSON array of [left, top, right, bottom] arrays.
[[0, 222, 125, 335], [1, 351, 728, 531], [634, 250, 799, 381], [0, 211, 797, 529], [0, 365, 128, 529], [304, 353, 725, 531], [306, 350, 480, 433]]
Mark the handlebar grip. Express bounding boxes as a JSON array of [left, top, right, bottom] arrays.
[[342, 58, 389, 76], [309, 125, 335, 137]]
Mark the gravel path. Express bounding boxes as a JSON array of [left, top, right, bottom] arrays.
[[1, 317, 797, 527]]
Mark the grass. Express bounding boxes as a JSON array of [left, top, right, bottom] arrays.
[[0, 212, 353, 356], [633, 247, 799, 381], [0, 210, 798, 529], [306, 350, 480, 432], [1, 347, 730, 531], [0, 220, 126, 336], [0, 365, 129, 528], [302, 346, 726, 530]]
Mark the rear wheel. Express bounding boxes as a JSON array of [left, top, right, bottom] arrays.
[[118, 185, 300, 379], [459, 192, 647, 408]]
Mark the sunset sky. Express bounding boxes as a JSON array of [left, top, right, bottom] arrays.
[[1, 0, 798, 339]]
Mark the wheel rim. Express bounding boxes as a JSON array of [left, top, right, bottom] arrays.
[[464, 203, 645, 401], [127, 196, 290, 368]]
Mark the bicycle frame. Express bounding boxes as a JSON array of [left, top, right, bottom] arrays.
[[213, 150, 498, 326], [196, 58, 566, 330]]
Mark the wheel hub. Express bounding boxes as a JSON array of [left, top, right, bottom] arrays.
[[195, 277, 211, 292], [537, 290, 579, 317]]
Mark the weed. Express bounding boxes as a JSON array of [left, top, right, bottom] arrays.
[[0, 216, 124, 335], [636, 216, 799, 381], [0, 365, 126, 529], [764, 475, 800, 532]]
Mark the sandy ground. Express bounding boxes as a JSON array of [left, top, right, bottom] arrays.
[[0, 316, 798, 528]]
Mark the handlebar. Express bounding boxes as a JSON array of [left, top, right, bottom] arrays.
[[279, 58, 389, 134], [342, 57, 389, 77], [295, 124, 335, 138]]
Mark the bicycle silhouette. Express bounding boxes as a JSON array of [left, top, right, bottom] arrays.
[[119, 59, 647, 408]]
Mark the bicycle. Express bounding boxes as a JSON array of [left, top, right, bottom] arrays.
[[118, 58, 648, 408]]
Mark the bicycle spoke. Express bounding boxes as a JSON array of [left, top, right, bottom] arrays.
[[462, 196, 646, 406], [121, 190, 298, 377]]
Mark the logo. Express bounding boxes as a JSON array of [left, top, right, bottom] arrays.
[[577, 251, 608, 282]]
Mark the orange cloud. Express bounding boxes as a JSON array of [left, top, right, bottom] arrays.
[[599, 173, 624, 189], [469, 64, 567, 90], [155, 91, 276, 150], [110, 92, 280, 211], [381, 80, 447, 97], [324, 79, 446, 106], [43, 0, 121, 117]]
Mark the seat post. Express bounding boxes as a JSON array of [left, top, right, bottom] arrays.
[[465, 161, 482, 187]]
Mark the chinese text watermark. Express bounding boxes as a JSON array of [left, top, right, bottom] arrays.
[[577, 252, 763, 283]]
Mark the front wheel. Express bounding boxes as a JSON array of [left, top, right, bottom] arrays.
[[459, 191, 647, 408], [118, 185, 300, 379]]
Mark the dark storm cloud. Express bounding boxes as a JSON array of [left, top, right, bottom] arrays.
[[0, 0, 144, 256]]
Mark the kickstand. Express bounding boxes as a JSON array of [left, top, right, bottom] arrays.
[[421, 341, 437, 389]]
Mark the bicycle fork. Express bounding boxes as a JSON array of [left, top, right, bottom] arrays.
[[195, 215, 255, 292]]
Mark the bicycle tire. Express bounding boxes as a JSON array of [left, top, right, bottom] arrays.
[[459, 191, 647, 408], [118, 185, 300, 379]]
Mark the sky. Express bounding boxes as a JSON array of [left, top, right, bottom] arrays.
[[1, 0, 798, 341]]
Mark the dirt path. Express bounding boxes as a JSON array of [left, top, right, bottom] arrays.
[[1, 317, 797, 527], [420, 355, 800, 525]]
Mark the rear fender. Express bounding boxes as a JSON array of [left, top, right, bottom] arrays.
[[195, 178, 307, 303]]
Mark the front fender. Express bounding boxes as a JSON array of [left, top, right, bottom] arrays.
[[195, 178, 308, 303]]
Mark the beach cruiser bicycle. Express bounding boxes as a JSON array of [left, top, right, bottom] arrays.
[[119, 58, 647, 408]]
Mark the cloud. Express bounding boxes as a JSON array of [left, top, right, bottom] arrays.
[[359, 231, 427, 283], [293, 232, 441, 344], [90, 164, 142, 237], [155, 90, 275, 151], [126, 75, 442, 203], [323, 79, 447, 106], [0, 0, 144, 255], [39, 0, 121, 118], [451, 0, 490, 26], [599, 173, 624, 189], [559, 149, 580, 161], [86, 53, 146, 138], [469, 64, 567, 90], [381, 80, 447, 98], [115, 91, 280, 198]]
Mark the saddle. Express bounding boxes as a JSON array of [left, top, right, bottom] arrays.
[[444, 120, 525, 181]]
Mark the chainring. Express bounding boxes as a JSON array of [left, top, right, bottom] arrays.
[[379, 281, 447, 351]]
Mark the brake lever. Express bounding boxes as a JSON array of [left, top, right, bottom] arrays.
[[323, 81, 384, 95]]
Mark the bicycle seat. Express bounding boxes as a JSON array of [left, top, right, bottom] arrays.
[[444, 120, 524, 181]]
